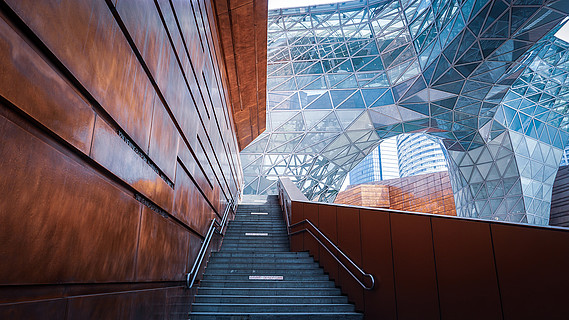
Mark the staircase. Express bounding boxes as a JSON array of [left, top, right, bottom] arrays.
[[189, 195, 363, 319]]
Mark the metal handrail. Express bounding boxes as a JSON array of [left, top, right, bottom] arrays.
[[288, 219, 375, 290], [186, 199, 234, 288]]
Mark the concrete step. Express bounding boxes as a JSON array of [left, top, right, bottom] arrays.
[[225, 229, 286, 233], [202, 274, 330, 281], [231, 218, 284, 222], [222, 234, 289, 239], [194, 295, 348, 304], [224, 230, 288, 235], [218, 248, 290, 252], [227, 220, 286, 229], [211, 252, 309, 258], [224, 231, 288, 236], [227, 223, 286, 227], [203, 267, 324, 275], [205, 262, 320, 270], [208, 257, 314, 264], [236, 206, 281, 209], [226, 224, 286, 228], [220, 240, 289, 246], [197, 280, 337, 289], [219, 242, 290, 247], [189, 312, 363, 320], [221, 241, 289, 246], [235, 212, 281, 215], [221, 235, 289, 239], [229, 218, 283, 221], [196, 288, 343, 296], [220, 244, 290, 250], [223, 234, 287, 238], [191, 303, 356, 313], [234, 211, 282, 214]]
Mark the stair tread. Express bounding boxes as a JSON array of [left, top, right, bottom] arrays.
[[190, 200, 358, 317]]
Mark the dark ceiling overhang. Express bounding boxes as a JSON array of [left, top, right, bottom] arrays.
[[213, 0, 267, 151]]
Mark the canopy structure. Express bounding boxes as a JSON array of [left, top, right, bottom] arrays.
[[241, 0, 569, 225]]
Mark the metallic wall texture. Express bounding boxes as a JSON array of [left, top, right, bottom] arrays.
[[0, 0, 244, 318]]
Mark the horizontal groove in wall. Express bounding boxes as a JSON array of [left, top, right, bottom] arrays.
[[0, 281, 185, 305]]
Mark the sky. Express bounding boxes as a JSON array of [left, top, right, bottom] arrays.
[[555, 17, 569, 43]]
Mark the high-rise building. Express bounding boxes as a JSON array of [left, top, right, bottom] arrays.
[[379, 137, 400, 180], [397, 133, 448, 177]]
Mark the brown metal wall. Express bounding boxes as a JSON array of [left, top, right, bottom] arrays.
[[335, 171, 456, 216], [0, 0, 242, 318], [283, 198, 569, 320]]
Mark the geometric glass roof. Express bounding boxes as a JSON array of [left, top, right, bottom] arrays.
[[240, 0, 569, 225]]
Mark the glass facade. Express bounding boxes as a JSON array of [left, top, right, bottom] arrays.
[[398, 133, 448, 177], [240, 0, 569, 224]]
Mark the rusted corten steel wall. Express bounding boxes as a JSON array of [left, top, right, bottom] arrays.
[[279, 178, 569, 320], [0, 0, 243, 318], [335, 171, 456, 216]]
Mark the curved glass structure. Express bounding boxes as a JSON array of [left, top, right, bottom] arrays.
[[240, 0, 569, 224]]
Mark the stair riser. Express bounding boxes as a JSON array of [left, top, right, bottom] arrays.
[[211, 251, 310, 259], [189, 314, 363, 320], [204, 269, 324, 275], [228, 224, 284, 227], [205, 263, 320, 270], [211, 252, 309, 258], [224, 233, 288, 238], [220, 236, 290, 241], [191, 304, 355, 313], [220, 240, 289, 243], [194, 296, 348, 304], [221, 236, 289, 240], [219, 249, 290, 252], [220, 246, 290, 251], [230, 220, 282, 222], [226, 225, 286, 229], [220, 246, 290, 250], [230, 219, 282, 221], [233, 215, 282, 218], [225, 227, 287, 231], [196, 289, 342, 296], [198, 281, 336, 288], [207, 258, 314, 264], [220, 243, 290, 248], [202, 275, 329, 281]]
